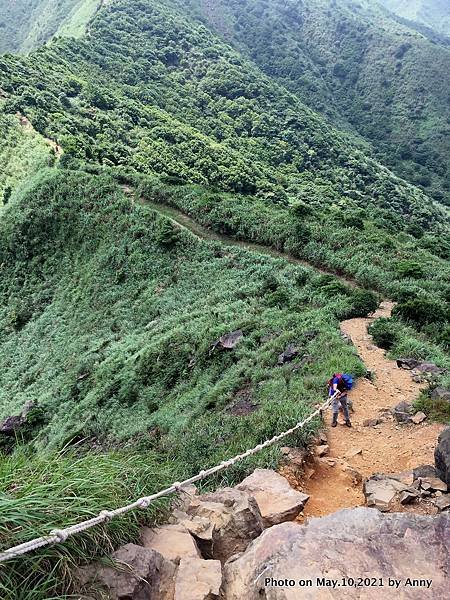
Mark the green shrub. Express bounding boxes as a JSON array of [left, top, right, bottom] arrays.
[[392, 298, 448, 327], [414, 392, 450, 424], [345, 289, 379, 318], [368, 317, 399, 349], [396, 260, 424, 279]]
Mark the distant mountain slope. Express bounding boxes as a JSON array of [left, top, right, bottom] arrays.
[[378, 0, 450, 37], [188, 0, 450, 204], [0, 0, 100, 53]]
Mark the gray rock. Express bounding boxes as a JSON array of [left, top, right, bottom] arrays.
[[0, 415, 23, 436], [431, 387, 450, 403], [340, 332, 352, 345], [411, 411, 427, 424], [413, 464, 437, 480], [414, 362, 446, 375], [277, 344, 299, 365], [0, 401, 39, 436], [433, 494, 450, 511], [392, 401, 412, 423], [222, 509, 450, 599], [435, 427, 450, 486], [419, 477, 448, 493], [315, 444, 329, 457], [399, 490, 419, 505], [363, 475, 409, 511], [187, 487, 263, 563], [363, 418, 381, 427], [211, 330, 244, 352], [396, 358, 419, 370], [77, 543, 175, 600]]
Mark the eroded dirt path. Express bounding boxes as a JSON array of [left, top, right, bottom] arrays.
[[300, 301, 444, 518]]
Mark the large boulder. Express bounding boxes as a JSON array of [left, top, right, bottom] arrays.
[[0, 415, 23, 436], [174, 557, 222, 600], [236, 469, 309, 527], [0, 401, 38, 436], [77, 543, 175, 600], [222, 508, 450, 599], [435, 427, 450, 486], [210, 330, 243, 352], [141, 524, 200, 563], [277, 344, 299, 365], [185, 487, 263, 563], [413, 362, 446, 375]]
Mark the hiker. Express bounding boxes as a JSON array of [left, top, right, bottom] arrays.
[[328, 373, 353, 428]]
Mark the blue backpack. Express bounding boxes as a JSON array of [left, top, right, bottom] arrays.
[[341, 373, 354, 390], [328, 373, 354, 391]]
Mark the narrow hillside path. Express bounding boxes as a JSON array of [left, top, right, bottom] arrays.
[[300, 301, 444, 518], [135, 192, 445, 517], [138, 195, 357, 286]]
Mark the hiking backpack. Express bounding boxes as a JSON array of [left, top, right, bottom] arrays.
[[328, 373, 354, 391]]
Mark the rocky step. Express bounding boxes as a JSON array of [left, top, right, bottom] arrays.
[[222, 508, 450, 599], [77, 469, 308, 599]]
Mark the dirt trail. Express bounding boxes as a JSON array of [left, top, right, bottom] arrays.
[[300, 301, 444, 518], [137, 195, 357, 287]]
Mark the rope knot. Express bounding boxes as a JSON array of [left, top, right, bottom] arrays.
[[139, 498, 151, 509], [99, 510, 115, 522], [50, 529, 69, 544]]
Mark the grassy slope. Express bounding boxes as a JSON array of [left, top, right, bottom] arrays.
[[0, 169, 368, 597], [188, 0, 450, 203], [0, 0, 100, 53], [378, 0, 450, 36], [0, 110, 55, 204]]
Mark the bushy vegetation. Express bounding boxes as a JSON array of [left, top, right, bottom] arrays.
[[379, 0, 450, 37], [0, 0, 100, 53], [188, 0, 450, 203]]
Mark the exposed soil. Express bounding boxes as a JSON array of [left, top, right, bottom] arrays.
[[297, 301, 444, 518]]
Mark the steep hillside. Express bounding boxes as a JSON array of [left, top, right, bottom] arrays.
[[379, 0, 450, 37], [0, 0, 100, 53], [1, 0, 448, 315], [0, 1, 449, 596], [188, 0, 450, 203]]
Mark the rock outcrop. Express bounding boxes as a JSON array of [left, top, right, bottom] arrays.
[[236, 468, 309, 527], [77, 543, 176, 600], [185, 487, 264, 562], [435, 427, 450, 485], [392, 400, 413, 423], [363, 469, 448, 512], [431, 387, 450, 403], [174, 557, 221, 600], [222, 508, 450, 599], [0, 400, 38, 436], [363, 474, 412, 511], [140, 524, 201, 563]]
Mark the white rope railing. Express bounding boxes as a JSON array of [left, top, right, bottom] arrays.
[[0, 396, 334, 563]]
